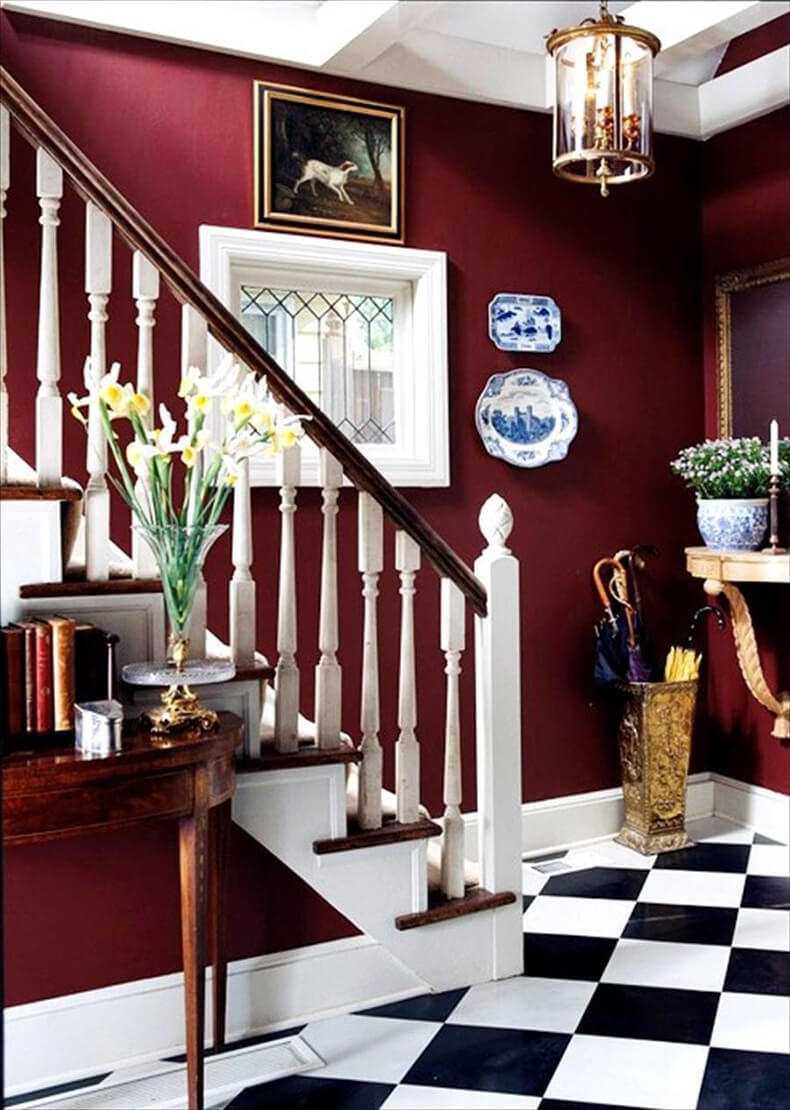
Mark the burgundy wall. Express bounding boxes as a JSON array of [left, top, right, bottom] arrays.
[[701, 107, 790, 793], [2, 11, 708, 1005], [716, 14, 790, 76]]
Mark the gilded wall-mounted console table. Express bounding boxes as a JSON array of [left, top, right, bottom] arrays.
[[686, 547, 789, 739]]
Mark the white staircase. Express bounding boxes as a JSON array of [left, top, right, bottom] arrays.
[[0, 68, 525, 1066]]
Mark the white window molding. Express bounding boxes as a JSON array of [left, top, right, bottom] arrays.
[[199, 226, 449, 487]]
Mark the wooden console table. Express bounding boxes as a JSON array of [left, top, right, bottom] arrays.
[[2, 712, 243, 1110], [686, 547, 790, 739]]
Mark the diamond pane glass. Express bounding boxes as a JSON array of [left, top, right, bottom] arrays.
[[240, 284, 396, 444]]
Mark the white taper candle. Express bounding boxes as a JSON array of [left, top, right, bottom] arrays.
[[769, 419, 779, 475]]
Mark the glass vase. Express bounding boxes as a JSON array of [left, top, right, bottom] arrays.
[[134, 522, 228, 672]]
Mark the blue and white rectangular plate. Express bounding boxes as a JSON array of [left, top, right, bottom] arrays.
[[489, 293, 561, 352]]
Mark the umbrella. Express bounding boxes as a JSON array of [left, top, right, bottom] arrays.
[[612, 552, 653, 682], [593, 558, 632, 688]]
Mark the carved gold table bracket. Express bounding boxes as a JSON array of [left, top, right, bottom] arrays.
[[686, 548, 790, 740]]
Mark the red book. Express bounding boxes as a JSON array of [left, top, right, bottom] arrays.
[[12, 621, 39, 732], [0, 625, 26, 737], [33, 619, 54, 732]]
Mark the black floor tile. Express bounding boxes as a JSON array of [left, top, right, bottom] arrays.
[[724, 948, 790, 995], [753, 833, 785, 846], [698, 1047, 790, 1109], [360, 988, 468, 1023], [741, 876, 790, 909], [523, 932, 617, 981], [577, 982, 720, 1044], [540, 867, 647, 900], [402, 1023, 570, 1097], [623, 902, 738, 946], [226, 1075, 394, 1110], [523, 894, 535, 912], [653, 842, 751, 874], [4, 1074, 111, 1107]]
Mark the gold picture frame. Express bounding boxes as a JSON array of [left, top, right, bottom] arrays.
[[715, 256, 790, 435], [253, 80, 405, 244]]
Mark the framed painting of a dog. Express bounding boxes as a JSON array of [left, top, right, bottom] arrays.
[[254, 81, 404, 243]]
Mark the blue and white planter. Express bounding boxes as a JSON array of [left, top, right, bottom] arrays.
[[696, 498, 769, 551]]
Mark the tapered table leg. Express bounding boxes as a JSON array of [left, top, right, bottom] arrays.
[[180, 768, 209, 1110], [209, 798, 231, 1049]]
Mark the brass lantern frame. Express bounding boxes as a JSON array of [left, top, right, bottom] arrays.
[[546, 3, 661, 195]]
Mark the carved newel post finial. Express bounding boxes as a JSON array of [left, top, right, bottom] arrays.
[[479, 494, 513, 554]]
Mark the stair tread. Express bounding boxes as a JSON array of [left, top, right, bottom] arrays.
[[314, 815, 442, 855], [1, 483, 81, 502], [20, 578, 164, 598], [395, 887, 518, 931], [240, 741, 361, 773]]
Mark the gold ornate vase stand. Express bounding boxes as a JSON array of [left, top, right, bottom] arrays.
[[616, 680, 698, 855]]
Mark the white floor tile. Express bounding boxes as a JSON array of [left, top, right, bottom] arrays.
[[301, 1014, 441, 1084], [639, 868, 746, 908], [712, 992, 790, 1054], [686, 816, 755, 845], [602, 938, 730, 991], [591, 839, 656, 870], [748, 844, 790, 877], [382, 1084, 541, 1108], [544, 1034, 708, 1110], [733, 907, 790, 951], [522, 895, 635, 938], [446, 976, 596, 1034]]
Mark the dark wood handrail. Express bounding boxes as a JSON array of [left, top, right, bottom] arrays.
[[0, 67, 487, 616]]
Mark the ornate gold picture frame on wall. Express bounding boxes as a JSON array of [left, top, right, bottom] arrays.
[[253, 81, 405, 244], [715, 257, 790, 436]]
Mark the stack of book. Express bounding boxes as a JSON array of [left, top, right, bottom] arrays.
[[0, 618, 111, 739]]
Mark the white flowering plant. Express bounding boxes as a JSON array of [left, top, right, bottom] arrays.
[[69, 354, 307, 641], [670, 437, 774, 499]]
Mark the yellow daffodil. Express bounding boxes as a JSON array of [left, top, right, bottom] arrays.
[[233, 398, 253, 423], [181, 445, 199, 468], [130, 392, 151, 417], [100, 380, 126, 410], [190, 393, 211, 414], [178, 365, 201, 398]]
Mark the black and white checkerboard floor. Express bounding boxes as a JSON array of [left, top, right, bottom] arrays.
[[13, 817, 789, 1110]]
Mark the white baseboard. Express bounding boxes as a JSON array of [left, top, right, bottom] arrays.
[[712, 772, 789, 844], [4, 935, 424, 1097]]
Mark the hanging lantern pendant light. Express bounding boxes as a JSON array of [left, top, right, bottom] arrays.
[[546, 0, 661, 197]]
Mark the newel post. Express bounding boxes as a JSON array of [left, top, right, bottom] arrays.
[[474, 494, 523, 978]]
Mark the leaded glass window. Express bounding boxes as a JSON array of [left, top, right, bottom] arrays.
[[240, 286, 395, 445]]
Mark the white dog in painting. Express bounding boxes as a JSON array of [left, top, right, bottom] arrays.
[[294, 159, 358, 205]]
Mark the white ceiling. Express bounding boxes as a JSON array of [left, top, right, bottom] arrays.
[[3, 0, 789, 138]]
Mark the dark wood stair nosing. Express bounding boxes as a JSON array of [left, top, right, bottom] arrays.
[[1, 483, 82, 502], [314, 816, 442, 855], [239, 743, 361, 773], [20, 578, 164, 598], [395, 888, 518, 931]]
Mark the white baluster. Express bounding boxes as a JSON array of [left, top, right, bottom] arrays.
[[274, 443, 300, 753], [130, 251, 159, 577], [474, 495, 523, 978], [182, 305, 208, 656], [35, 148, 63, 487], [230, 455, 256, 667], [0, 107, 9, 484], [83, 203, 112, 580], [357, 492, 383, 830], [440, 578, 465, 900], [395, 531, 420, 824], [315, 449, 342, 749]]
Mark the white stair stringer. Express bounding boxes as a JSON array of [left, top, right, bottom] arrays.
[[233, 763, 513, 994]]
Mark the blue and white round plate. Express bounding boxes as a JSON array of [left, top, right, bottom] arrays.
[[475, 369, 578, 468]]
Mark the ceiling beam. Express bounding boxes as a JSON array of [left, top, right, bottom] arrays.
[[698, 44, 790, 138], [619, 1, 790, 75], [321, 0, 446, 70]]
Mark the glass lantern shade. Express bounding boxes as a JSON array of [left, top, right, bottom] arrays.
[[547, 14, 660, 196]]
